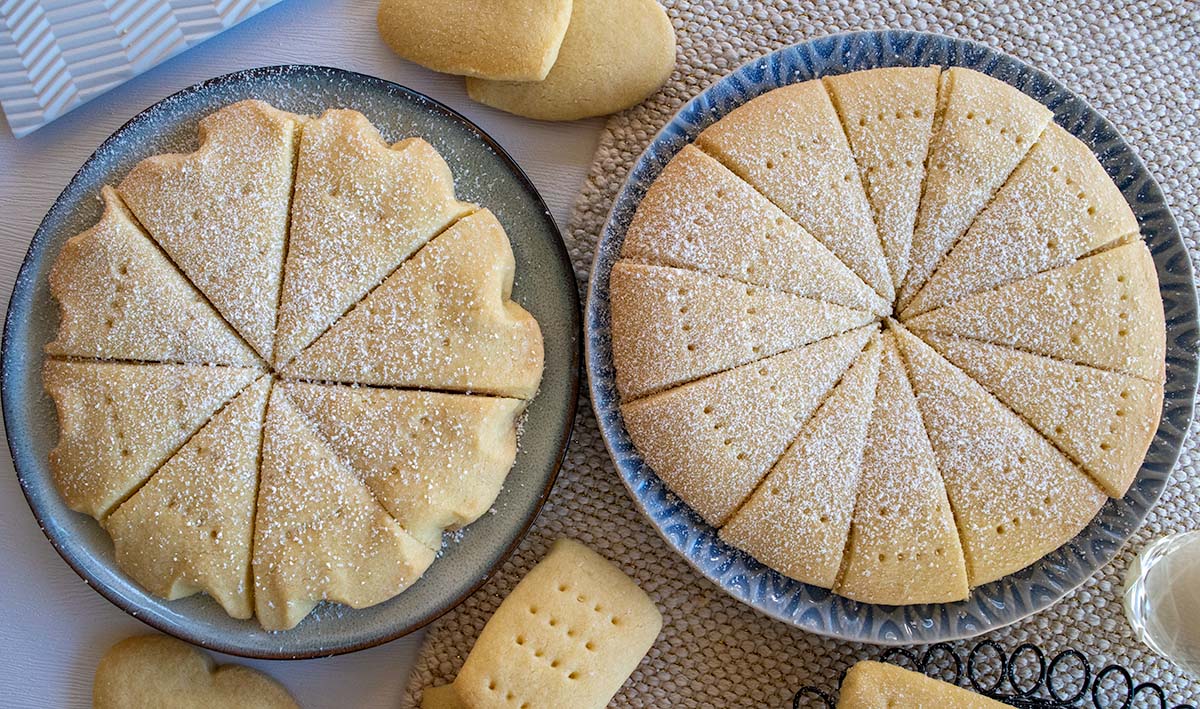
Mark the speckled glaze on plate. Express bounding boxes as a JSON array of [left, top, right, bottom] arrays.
[[586, 31, 1198, 645], [1, 65, 580, 659]]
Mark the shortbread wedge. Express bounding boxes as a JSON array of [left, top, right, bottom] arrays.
[[839, 661, 1008, 708], [284, 209, 543, 398], [610, 261, 874, 399], [621, 326, 874, 526], [619, 145, 886, 314], [897, 68, 1052, 309], [720, 334, 880, 588], [275, 111, 474, 365], [696, 80, 893, 301], [118, 100, 304, 361], [895, 326, 1107, 586], [906, 241, 1165, 382], [106, 375, 271, 619], [44, 360, 259, 520], [825, 66, 940, 290], [281, 381, 525, 550], [922, 332, 1162, 498], [46, 187, 257, 366], [904, 122, 1139, 316], [836, 333, 968, 604], [253, 386, 436, 631]]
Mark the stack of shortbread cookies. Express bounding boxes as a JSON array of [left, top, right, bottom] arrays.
[[610, 67, 1164, 605], [44, 100, 544, 630]]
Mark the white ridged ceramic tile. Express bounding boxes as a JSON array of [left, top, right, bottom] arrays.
[[0, 0, 282, 137]]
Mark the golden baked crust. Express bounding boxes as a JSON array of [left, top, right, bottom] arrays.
[[464, 0, 675, 121], [838, 660, 1009, 708], [46, 187, 258, 366], [45, 102, 543, 628], [609, 260, 873, 400], [118, 100, 304, 361], [377, 0, 572, 82], [611, 67, 1164, 604], [284, 209, 545, 398]]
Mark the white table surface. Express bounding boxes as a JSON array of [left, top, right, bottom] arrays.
[[0, 1, 602, 706]]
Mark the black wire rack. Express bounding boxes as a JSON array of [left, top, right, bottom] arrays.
[[793, 641, 1197, 709]]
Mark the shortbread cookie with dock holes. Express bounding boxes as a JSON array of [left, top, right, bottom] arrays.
[[450, 538, 662, 709]]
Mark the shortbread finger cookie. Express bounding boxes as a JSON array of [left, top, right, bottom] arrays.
[[465, 0, 676, 121], [94, 635, 297, 709], [837, 660, 1007, 708], [377, 0, 572, 81], [455, 539, 661, 709]]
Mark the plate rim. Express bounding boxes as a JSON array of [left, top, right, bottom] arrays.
[[1, 64, 581, 659], [585, 30, 1199, 645]]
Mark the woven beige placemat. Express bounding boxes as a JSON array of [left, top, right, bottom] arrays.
[[403, 2, 1200, 706]]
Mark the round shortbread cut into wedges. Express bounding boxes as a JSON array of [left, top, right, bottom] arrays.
[[465, 0, 676, 121], [610, 66, 1164, 605], [44, 102, 544, 629]]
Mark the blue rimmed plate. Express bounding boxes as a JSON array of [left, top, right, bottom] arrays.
[[586, 31, 1198, 645], [2, 66, 581, 659]]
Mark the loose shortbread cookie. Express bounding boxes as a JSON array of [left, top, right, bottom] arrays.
[[620, 145, 886, 314], [609, 260, 874, 400], [696, 80, 893, 302], [836, 332, 968, 604], [897, 68, 1052, 309], [46, 186, 257, 366], [906, 241, 1165, 382], [720, 334, 881, 588], [275, 110, 474, 365], [621, 326, 874, 526], [454, 539, 662, 709], [837, 660, 1008, 708], [465, 0, 675, 121], [894, 325, 1107, 586], [44, 360, 259, 520], [106, 376, 271, 619], [118, 100, 304, 361], [905, 122, 1139, 316], [94, 635, 297, 709], [253, 386, 435, 630], [824, 66, 941, 290], [377, 0, 572, 81], [284, 209, 544, 399], [281, 380, 525, 550], [922, 332, 1162, 498]]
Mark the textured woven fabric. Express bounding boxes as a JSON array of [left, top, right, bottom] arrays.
[[403, 3, 1200, 706]]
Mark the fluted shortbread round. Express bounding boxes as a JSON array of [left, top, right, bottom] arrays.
[[44, 100, 544, 630], [610, 67, 1165, 605]]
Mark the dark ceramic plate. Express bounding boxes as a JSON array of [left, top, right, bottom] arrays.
[[587, 31, 1199, 644], [2, 66, 580, 659]]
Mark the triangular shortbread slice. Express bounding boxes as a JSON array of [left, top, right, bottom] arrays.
[[274, 110, 475, 366], [43, 360, 259, 519], [904, 122, 1139, 316], [695, 81, 893, 301], [283, 209, 544, 398], [719, 333, 881, 588], [922, 332, 1161, 498], [893, 325, 1107, 586], [836, 331, 968, 604], [253, 385, 436, 631], [118, 100, 304, 361], [105, 375, 271, 619], [840, 661, 1010, 708], [621, 325, 874, 527], [897, 68, 1052, 309], [281, 380, 525, 550], [609, 261, 875, 400], [824, 66, 941, 290], [46, 187, 258, 366], [906, 241, 1165, 382], [620, 144, 886, 314]]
